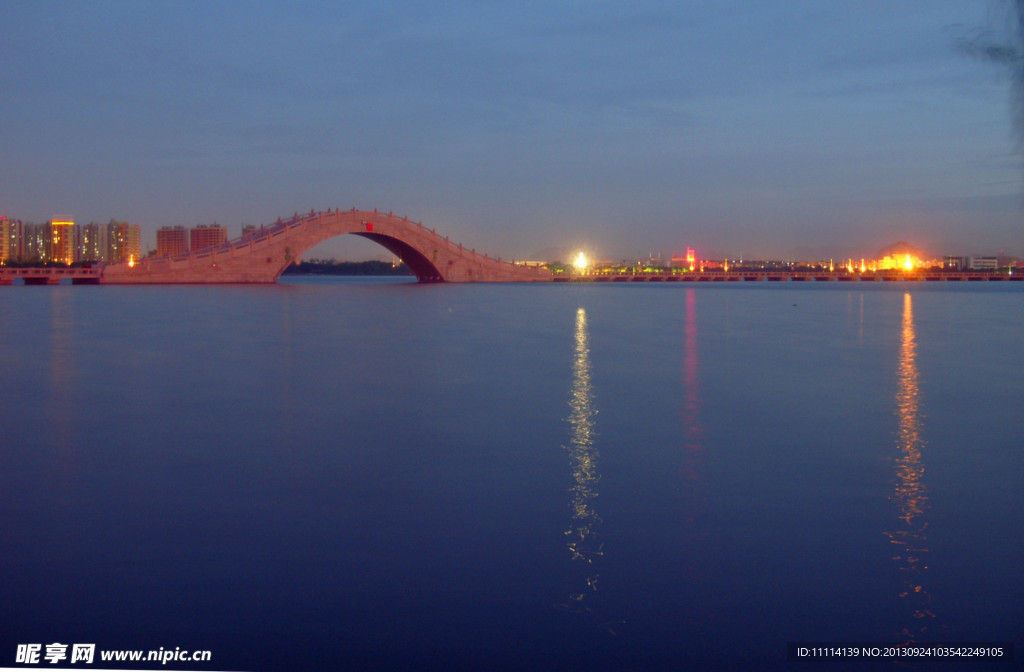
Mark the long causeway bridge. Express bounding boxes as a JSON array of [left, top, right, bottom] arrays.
[[4, 266, 1017, 285], [556, 271, 1022, 282], [0, 266, 103, 285]]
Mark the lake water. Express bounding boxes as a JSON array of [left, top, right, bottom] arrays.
[[2, 278, 1022, 671]]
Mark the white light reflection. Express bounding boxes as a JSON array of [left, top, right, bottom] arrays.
[[563, 307, 602, 609]]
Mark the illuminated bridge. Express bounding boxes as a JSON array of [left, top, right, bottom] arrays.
[[557, 271, 1021, 282], [98, 209, 552, 284]]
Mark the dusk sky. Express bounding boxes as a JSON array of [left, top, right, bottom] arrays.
[[2, 1, 1020, 261]]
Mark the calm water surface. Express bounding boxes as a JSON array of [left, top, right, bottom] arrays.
[[2, 278, 1022, 671]]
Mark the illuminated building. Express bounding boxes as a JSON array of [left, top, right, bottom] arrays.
[[877, 253, 918, 271], [871, 242, 944, 272], [671, 247, 697, 271], [107, 221, 141, 264], [18, 220, 73, 264], [0, 217, 8, 262], [156, 226, 188, 257], [943, 256, 965, 271], [0, 216, 20, 263], [79, 222, 106, 262], [8, 218, 80, 264], [190, 224, 227, 252], [126, 224, 140, 262], [50, 217, 76, 265], [21, 223, 45, 262]]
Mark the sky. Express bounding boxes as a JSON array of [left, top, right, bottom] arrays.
[[1, 0, 1021, 261]]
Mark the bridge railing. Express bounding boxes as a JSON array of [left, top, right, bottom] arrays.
[[397, 215, 548, 273]]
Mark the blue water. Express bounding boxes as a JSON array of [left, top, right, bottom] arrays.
[[2, 279, 1022, 671]]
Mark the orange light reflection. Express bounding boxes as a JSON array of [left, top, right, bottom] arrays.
[[886, 292, 937, 642]]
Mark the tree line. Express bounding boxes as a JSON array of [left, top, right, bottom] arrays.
[[282, 259, 413, 276]]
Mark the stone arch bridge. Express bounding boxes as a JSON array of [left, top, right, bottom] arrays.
[[101, 209, 552, 284]]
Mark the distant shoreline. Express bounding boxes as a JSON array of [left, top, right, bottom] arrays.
[[282, 259, 413, 276]]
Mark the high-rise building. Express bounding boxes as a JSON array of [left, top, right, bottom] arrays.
[[50, 217, 76, 265], [22, 223, 45, 262], [15, 219, 78, 264], [0, 216, 19, 263], [126, 223, 141, 262], [190, 224, 227, 252], [156, 226, 188, 257], [106, 221, 141, 264], [80, 222, 107, 262]]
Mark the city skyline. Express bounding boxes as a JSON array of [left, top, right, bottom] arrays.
[[3, 207, 1017, 287], [0, 206, 1019, 268], [1, 2, 1021, 261], [2, 211, 1016, 273]]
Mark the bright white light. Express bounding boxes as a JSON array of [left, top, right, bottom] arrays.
[[573, 251, 588, 270]]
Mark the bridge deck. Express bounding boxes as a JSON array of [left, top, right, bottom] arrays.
[[556, 271, 1020, 282], [1, 267, 103, 285], [4, 267, 1017, 285]]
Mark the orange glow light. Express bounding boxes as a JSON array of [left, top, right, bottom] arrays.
[[573, 251, 588, 271]]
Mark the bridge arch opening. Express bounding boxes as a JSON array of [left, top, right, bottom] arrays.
[[350, 232, 444, 282]]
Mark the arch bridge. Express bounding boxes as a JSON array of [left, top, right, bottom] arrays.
[[101, 209, 551, 284]]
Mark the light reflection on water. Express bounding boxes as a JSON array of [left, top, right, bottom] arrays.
[[563, 306, 603, 609], [48, 289, 76, 483], [886, 292, 938, 641], [680, 289, 705, 484], [677, 289, 713, 636], [2, 281, 1022, 671]]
